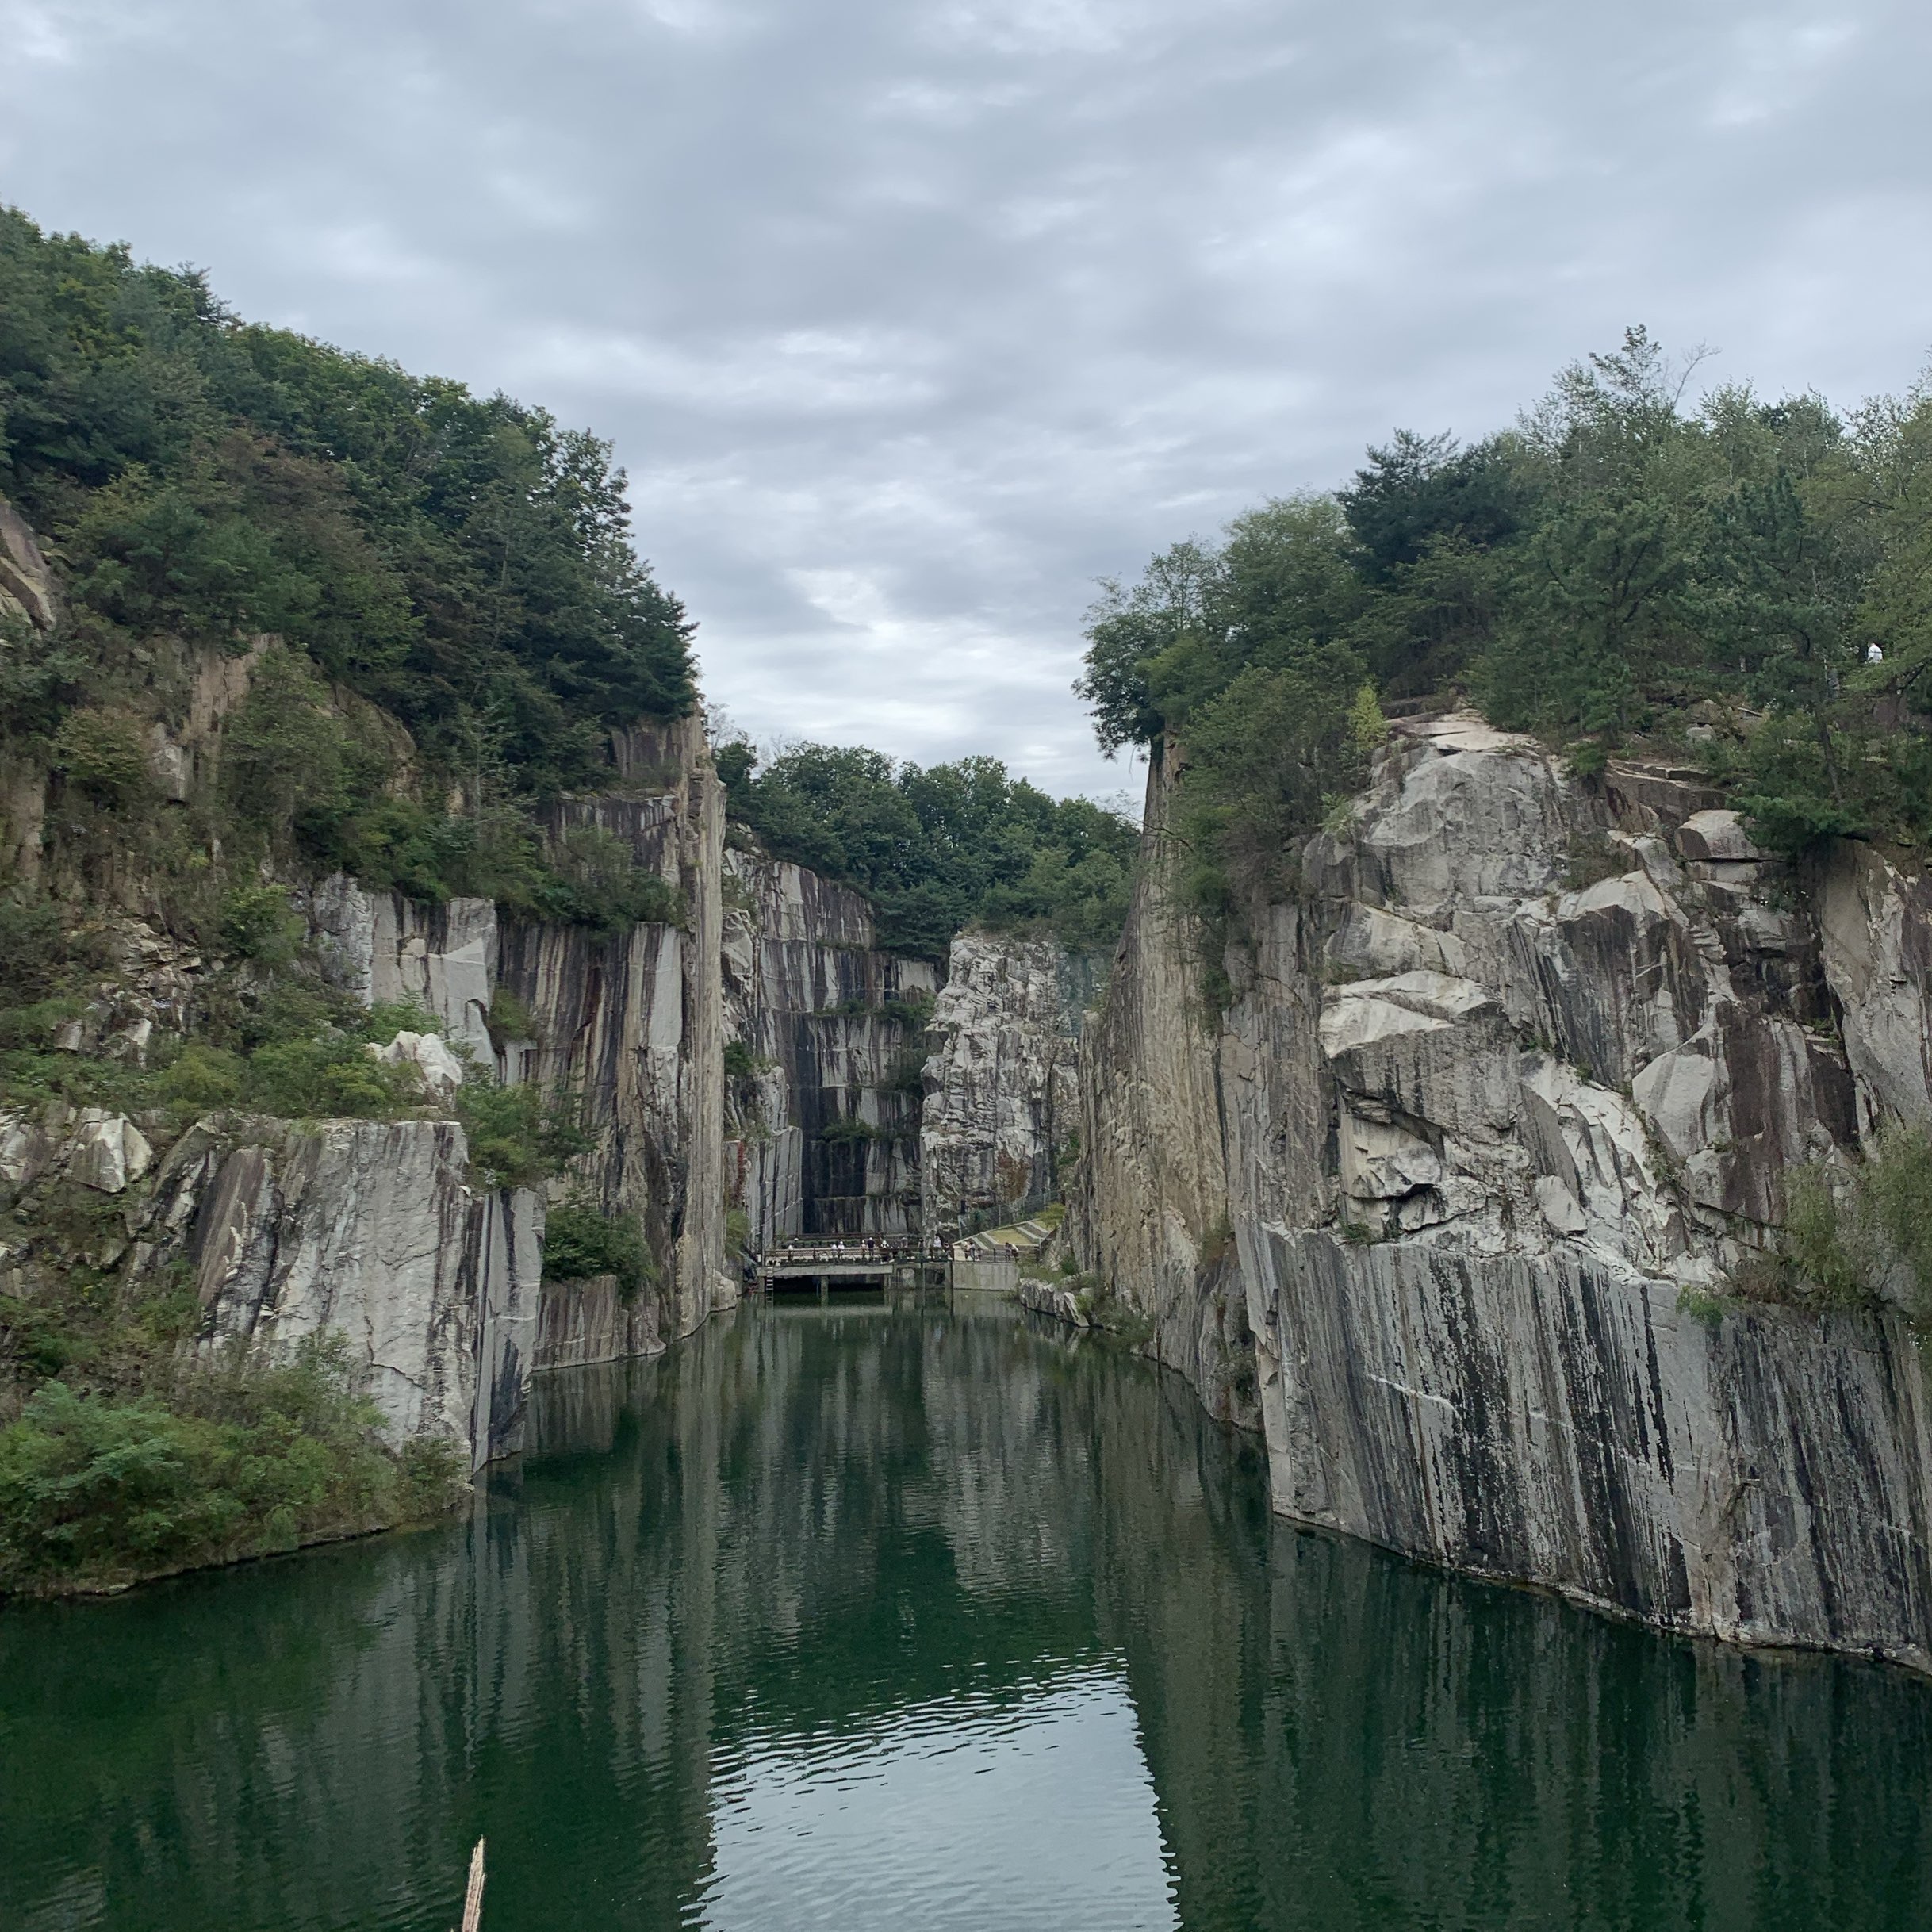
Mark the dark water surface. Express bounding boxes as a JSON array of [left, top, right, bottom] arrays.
[[6, 1295, 1932, 1931]]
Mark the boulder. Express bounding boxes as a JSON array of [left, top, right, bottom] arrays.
[[67, 1110, 154, 1194], [372, 1029, 466, 1100]]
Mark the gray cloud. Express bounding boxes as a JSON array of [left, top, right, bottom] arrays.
[[4, 0, 1930, 796]]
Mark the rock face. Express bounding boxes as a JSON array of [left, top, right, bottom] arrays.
[[309, 880, 499, 1064], [721, 850, 938, 1244], [0, 485, 734, 1493], [0, 1103, 153, 1200], [504, 717, 734, 1364], [1075, 711, 1932, 1667], [305, 717, 734, 1374], [1819, 840, 1932, 1135], [150, 1118, 542, 1470], [0, 493, 57, 631], [1070, 747, 1260, 1429], [1, 1102, 540, 1470], [920, 933, 1091, 1238]]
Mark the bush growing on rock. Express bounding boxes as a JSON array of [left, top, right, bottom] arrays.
[[1732, 1127, 1932, 1315], [541, 1200, 654, 1304], [0, 1337, 454, 1596], [454, 1081, 589, 1190]]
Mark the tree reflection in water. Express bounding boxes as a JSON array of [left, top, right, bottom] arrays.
[[5, 1296, 1931, 1931]]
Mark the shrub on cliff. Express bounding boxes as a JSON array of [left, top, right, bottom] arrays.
[[1730, 1127, 1932, 1315], [0, 204, 699, 920], [541, 1200, 655, 1305], [454, 1081, 591, 1190], [0, 1337, 458, 1595]]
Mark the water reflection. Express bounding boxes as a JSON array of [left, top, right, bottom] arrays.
[[2, 1295, 1930, 1931], [701, 1669, 1174, 1932]]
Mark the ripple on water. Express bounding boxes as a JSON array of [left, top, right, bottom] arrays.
[[698, 1665, 1176, 1932]]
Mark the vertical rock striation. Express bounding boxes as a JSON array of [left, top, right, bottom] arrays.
[[293, 717, 734, 1388], [721, 850, 937, 1244], [502, 715, 733, 1365], [141, 1117, 542, 1470], [1075, 711, 1932, 1667], [1070, 748, 1260, 1427]]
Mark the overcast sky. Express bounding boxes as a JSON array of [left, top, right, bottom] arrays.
[[4, 1, 1930, 799]]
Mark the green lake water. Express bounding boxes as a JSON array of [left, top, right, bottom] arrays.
[[5, 1294, 1932, 1930]]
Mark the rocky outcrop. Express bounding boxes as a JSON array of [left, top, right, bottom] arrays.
[[1, 1102, 540, 1470], [1819, 840, 1932, 1137], [0, 1103, 154, 1198], [0, 483, 735, 1498], [497, 719, 734, 1361], [0, 493, 57, 632], [1, 496, 59, 880], [920, 934, 1091, 1237], [310, 880, 498, 1064], [1076, 711, 1932, 1666], [147, 1117, 542, 1470], [1070, 746, 1259, 1428], [1255, 1232, 1932, 1669], [305, 717, 734, 1373], [721, 850, 937, 1244]]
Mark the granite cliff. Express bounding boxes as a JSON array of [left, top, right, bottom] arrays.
[[919, 935, 1094, 1240], [721, 850, 937, 1245], [1071, 711, 1932, 1669], [0, 555, 730, 1490]]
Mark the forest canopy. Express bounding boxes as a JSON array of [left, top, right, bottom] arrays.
[[715, 740, 1139, 959], [0, 205, 696, 907], [1079, 328, 1932, 930]]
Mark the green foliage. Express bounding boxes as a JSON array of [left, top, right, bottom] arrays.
[[883, 1049, 927, 1098], [719, 744, 1139, 959], [878, 992, 934, 1032], [243, 1034, 420, 1121], [817, 1116, 881, 1146], [518, 824, 684, 933], [0, 1336, 454, 1595], [485, 987, 539, 1052], [0, 206, 701, 928], [144, 995, 444, 1123], [1347, 681, 1388, 755], [723, 1038, 760, 1080], [0, 206, 694, 795], [220, 646, 356, 843], [0, 887, 101, 1007], [454, 1080, 590, 1190], [217, 884, 301, 964], [541, 1198, 655, 1304], [50, 706, 151, 803], [1735, 1127, 1932, 1316], [1079, 498, 1368, 756], [0, 882, 466, 1125], [149, 1041, 244, 1111], [1172, 655, 1370, 918], [1676, 1286, 1729, 1329], [1076, 326, 1932, 991]]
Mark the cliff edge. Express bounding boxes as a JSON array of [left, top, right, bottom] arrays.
[[1075, 711, 1932, 1669]]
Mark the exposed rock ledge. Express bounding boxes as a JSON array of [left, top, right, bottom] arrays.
[[146, 1117, 542, 1471], [1075, 713, 1932, 1669]]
